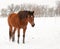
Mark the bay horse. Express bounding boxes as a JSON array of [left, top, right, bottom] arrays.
[[8, 11, 35, 44]]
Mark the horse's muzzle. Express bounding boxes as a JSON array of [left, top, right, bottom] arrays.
[[32, 24, 35, 27]]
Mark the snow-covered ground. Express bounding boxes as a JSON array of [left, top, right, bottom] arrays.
[[0, 17, 60, 49]]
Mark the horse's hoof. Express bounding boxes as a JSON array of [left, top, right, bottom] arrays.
[[12, 39, 15, 42], [17, 41, 19, 44], [9, 38, 11, 41], [9, 39, 11, 41], [18, 42, 19, 44]]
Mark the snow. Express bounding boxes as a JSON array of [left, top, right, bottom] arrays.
[[0, 17, 60, 49], [0, 0, 60, 49]]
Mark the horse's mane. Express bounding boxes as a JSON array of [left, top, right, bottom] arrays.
[[17, 11, 34, 20]]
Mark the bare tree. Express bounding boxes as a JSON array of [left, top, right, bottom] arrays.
[[14, 5, 20, 12], [8, 4, 20, 14], [8, 4, 14, 14], [47, 8, 54, 17], [20, 4, 26, 11], [56, 1, 60, 15], [1, 8, 8, 17], [1, 3, 58, 17]]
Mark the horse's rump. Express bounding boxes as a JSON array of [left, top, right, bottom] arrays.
[[8, 13, 20, 28]]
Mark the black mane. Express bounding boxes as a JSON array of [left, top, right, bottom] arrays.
[[17, 11, 34, 20]]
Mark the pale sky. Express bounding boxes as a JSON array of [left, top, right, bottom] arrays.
[[0, 0, 59, 9]]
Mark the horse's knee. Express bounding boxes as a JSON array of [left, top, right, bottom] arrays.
[[23, 34, 25, 37]]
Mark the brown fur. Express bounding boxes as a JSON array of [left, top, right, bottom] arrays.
[[8, 11, 35, 44]]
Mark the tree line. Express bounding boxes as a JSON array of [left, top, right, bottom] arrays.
[[0, 1, 60, 17]]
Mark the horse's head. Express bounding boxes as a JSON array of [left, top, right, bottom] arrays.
[[28, 11, 35, 27]]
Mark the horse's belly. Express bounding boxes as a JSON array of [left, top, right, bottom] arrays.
[[12, 23, 27, 29]]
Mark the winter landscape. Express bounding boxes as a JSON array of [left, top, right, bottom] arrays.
[[0, 0, 60, 49]]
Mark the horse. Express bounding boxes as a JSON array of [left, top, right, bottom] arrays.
[[8, 11, 35, 44]]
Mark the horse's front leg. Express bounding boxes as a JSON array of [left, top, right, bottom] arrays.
[[23, 27, 27, 43]]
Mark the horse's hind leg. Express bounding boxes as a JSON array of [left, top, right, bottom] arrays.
[[12, 28, 16, 42], [9, 26, 12, 40], [23, 27, 26, 43], [17, 28, 20, 44]]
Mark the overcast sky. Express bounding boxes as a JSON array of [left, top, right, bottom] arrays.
[[0, 0, 59, 9]]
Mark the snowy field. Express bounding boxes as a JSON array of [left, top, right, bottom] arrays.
[[0, 17, 60, 49]]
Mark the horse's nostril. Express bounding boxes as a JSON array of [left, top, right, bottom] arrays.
[[32, 24, 35, 27]]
